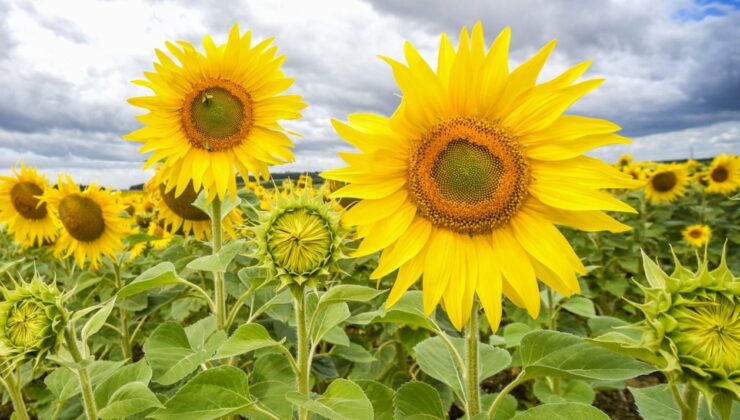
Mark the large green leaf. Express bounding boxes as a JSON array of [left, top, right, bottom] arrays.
[[311, 302, 351, 343], [519, 330, 654, 381], [247, 354, 297, 420], [629, 385, 681, 420], [348, 292, 436, 331], [98, 382, 162, 419], [212, 323, 280, 359], [511, 403, 609, 419], [319, 285, 386, 306], [81, 297, 117, 343], [357, 380, 394, 420], [333, 342, 376, 364], [45, 361, 125, 402], [186, 239, 246, 272], [532, 379, 595, 404], [118, 262, 184, 298], [286, 378, 373, 420], [94, 360, 152, 409], [144, 322, 210, 385], [151, 366, 253, 420], [393, 381, 445, 420], [560, 296, 596, 318]]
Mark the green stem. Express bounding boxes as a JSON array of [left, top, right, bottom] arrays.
[[681, 385, 700, 420], [2, 370, 30, 420], [487, 371, 525, 420], [294, 290, 310, 420], [465, 303, 480, 417], [113, 262, 133, 361], [211, 198, 226, 330], [64, 327, 98, 420], [546, 287, 560, 395]]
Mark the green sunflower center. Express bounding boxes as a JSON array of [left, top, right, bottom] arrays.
[[192, 88, 244, 138], [651, 171, 677, 192], [711, 166, 729, 183], [267, 208, 333, 276], [408, 117, 529, 235], [159, 183, 211, 222], [6, 299, 47, 348], [59, 194, 105, 242], [10, 182, 47, 220]]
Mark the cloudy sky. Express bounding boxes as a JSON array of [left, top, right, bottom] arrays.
[[0, 0, 739, 189]]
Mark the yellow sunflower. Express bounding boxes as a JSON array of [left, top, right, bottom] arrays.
[[704, 154, 739, 195], [125, 24, 306, 203], [621, 163, 647, 182], [645, 164, 690, 204], [322, 23, 638, 330], [682, 224, 711, 248], [42, 175, 130, 269], [0, 164, 58, 248], [127, 220, 174, 262], [617, 154, 632, 167]]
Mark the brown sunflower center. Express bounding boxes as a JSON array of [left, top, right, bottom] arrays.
[[651, 171, 677, 192], [59, 194, 105, 242], [408, 117, 529, 235], [10, 182, 47, 220], [181, 79, 253, 152], [711, 166, 729, 183], [689, 229, 702, 239], [159, 183, 210, 222]]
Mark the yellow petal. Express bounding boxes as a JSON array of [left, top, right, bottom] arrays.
[[474, 236, 503, 332], [491, 226, 540, 318], [353, 201, 417, 257], [372, 216, 432, 279], [422, 228, 456, 315], [386, 251, 425, 308]]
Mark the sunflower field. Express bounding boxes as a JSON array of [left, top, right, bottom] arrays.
[[0, 23, 739, 420]]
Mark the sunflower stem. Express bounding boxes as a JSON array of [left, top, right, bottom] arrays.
[[64, 327, 98, 420], [113, 261, 133, 361], [487, 371, 525, 419], [681, 385, 700, 420], [465, 302, 481, 417], [546, 287, 560, 395], [294, 289, 311, 420], [211, 197, 226, 331], [1, 369, 30, 420]]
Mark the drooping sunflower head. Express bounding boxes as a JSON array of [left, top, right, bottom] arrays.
[[645, 164, 690, 204], [322, 23, 639, 330], [635, 250, 739, 417], [41, 175, 130, 270], [617, 154, 633, 167], [0, 275, 68, 368], [126, 24, 306, 203], [682, 224, 711, 248], [704, 154, 739, 195], [252, 189, 347, 288], [0, 164, 59, 248]]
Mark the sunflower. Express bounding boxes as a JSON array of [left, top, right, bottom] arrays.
[[41, 175, 130, 270], [704, 154, 739, 195], [0, 164, 58, 248], [125, 24, 306, 203], [621, 163, 647, 182], [617, 154, 632, 167], [322, 23, 638, 330], [644, 164, 689, 204], [682, 224, 711, 248]]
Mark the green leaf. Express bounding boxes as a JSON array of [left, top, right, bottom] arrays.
[[481, 393, 517, 420], [311, 302, 351, 344], [532, 379, 595, 404], [247, 354, 297, 420], [186, 239, 246, 272], [502, 322, 533, 348], [319, 285, 386, 307], [349, 292, 436, 331], [286, 378, 373, 420], [94, 360, 152, 409], [98, 381, 163, 418], [144, 322, 208, 385], [511, 403, 609, 419], [519, 330, 654, 381], [629, 385, 681, 420], [193, 190, 241, 222], [46, 361, 125, 402], [151, 366, 253, 420], [118, 262, 184, 298], [560, 296, 596, 319], [587, 316, 631, 338], [333, 342, 376, 364], [212, 323, 280, 359], [357, 380, 394, 420], [81, 297, 116, 343], [393, 381, 445, 420]]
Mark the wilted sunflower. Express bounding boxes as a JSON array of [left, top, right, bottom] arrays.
[[682, 224, 711, 248], [126, 24, 306, 202], [704, 154, 739, 195], [645, 164, 689, 204], [41, 175, 130, 270], [322, 23, 638, 330], [0, 164, 58, 248]]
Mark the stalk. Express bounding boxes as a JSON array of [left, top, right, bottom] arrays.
[[211, 198, 226, 330], [487, 372, 525, 420], [294, 290, 310, 420], [2, 370, 30, 420], [113, 262, 132, 361], [681, 385, 700, 420], [546, 287, 560, 395], [464, 302, 481, 417], [64, 327, 98, 420]]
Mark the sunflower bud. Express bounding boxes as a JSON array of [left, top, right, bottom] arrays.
[[253, 188, 347, 288], [0, 276, 68, 367], [634, 249, 739, 418]]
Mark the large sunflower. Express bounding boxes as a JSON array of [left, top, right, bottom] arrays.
[[645, 163, 689, 204], [0, 164, 58, 248], [41, 175, 130, 270], [322, 24, 638, 330], [704, 154, 739, 195], [126, 24, 306, 202]]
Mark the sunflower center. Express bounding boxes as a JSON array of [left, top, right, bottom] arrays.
[[6, 299, 47, 348], [651, 171, 677, 192], [10, 182, 47, 220], [689, 229, 702, 239], [711, 166, 729, 183], [267, 208, 333, 276], [181, 79, 253, 152], [408, 117, 529, 235], [59, 194, 105, 242], [159, 183, 210, 222]]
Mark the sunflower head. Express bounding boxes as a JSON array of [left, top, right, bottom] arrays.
[[634, 250, 739, 417], [0, 164, 58, 248], [704, 154, 739, 195], [682, 224, 711, 248], [617, 154, 633, 167], [622, 163, 647, 182], [252, 188, 347, 289], [645, 164, 689, 204], [0, 275, 68, 368]]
